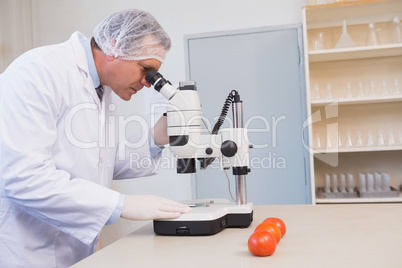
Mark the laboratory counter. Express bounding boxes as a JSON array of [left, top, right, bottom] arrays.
[[72, 203, 402, 268]]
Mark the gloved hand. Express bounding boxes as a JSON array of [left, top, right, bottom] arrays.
[[121, 195, 192, 221]]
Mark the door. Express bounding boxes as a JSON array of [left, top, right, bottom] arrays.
[[185, 25, 311, 204]]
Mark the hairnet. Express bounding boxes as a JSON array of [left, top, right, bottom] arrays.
[[94, 9, 171, 62]]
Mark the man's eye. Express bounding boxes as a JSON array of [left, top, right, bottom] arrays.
[[142, 67, 152, 73]]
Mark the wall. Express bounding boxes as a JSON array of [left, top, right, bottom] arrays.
[[30, 0, 305, 84], [0, 0, 32, 72], [2, 0, 305, 247]]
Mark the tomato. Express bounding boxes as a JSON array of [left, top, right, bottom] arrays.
[[248, 230, 277, 256], [254, 222, 281, 243], [263, 218, 286, 238]]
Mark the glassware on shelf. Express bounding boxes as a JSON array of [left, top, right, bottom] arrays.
[[345, 131, 353, 147], [393, 79, 401, 95], [366, 22, 381, 46], [380, 80, 388, 96], [397, 129, 402, 145], [374, 173, 383, 192], [337, 129, 402, 148], [366, 173, 374, 192], [387, 129, 395, 146], [335, 20, 356, 49], [313, 84, 321, 100], [381, 172, 391, 191], [390, 16, 402, 44], [326, 83, 333, 99], [377, 130, 384, 146], [339, 173, 346, 193], [332, 174, 339, 193], [337, 133, 342, 148], [326, 132, 332, 148], [356, 131, 363, 147], [345, 82, 353, 98], [358, 173, 366, 193], [315, 133, 322, 149], [325, 173, 331, 193], [366, 131, 374, 147], [346, 173, 354, 193], [356, 81, 365, 98], [314, 32, 326, 50], [368, 81, 376, 97]]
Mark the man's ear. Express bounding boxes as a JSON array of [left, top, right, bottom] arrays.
[[106, 54, 115, 61]]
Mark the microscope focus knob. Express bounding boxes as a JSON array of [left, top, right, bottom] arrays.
[[205, 148, 213, 155], [221, 140, 238, 157]]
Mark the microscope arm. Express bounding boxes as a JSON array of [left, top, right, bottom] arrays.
[[145, 70, 250, 204]]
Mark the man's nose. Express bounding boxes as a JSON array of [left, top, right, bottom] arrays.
[[142, 76, 152, 88]]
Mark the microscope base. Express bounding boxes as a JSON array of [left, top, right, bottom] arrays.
[[153, 199, 253, 236]]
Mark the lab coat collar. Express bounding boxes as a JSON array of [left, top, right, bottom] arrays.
[[79, 37, 100, 89], [70, 31, 102, 106]]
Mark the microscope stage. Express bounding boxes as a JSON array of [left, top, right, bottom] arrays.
[[153, 199, 253, 236]]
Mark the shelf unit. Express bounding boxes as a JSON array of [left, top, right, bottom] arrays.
[[302, 0, 402, 204]]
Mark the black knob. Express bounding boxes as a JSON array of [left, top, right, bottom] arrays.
[[221, 140, 237, 157]]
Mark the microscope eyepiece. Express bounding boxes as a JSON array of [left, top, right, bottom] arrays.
[[145, 70, 160, 85], [145, 70, 170, 92]]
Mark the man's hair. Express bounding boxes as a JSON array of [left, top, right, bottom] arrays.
[[91, 37, 101, 51]]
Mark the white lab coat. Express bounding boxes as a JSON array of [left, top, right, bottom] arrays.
[[0, 32, 160, 267]]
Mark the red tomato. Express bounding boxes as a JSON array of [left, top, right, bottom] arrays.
[[254, 222, 281, 243], [248, 230, 277, 256], [263, 218, 286, 237]]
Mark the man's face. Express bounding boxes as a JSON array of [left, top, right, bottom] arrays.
[[106, 58, 162, 101]]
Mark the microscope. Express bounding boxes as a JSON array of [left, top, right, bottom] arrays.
[[146, 71, 253, 236]]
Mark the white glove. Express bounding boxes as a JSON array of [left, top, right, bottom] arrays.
[[121, 195, 192, 221]]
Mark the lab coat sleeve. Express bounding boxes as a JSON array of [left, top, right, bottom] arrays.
[[113, 131, 163, 180], [0, 65, 119, 245]]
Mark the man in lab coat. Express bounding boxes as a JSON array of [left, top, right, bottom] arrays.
[[0, 9, 191, 267]]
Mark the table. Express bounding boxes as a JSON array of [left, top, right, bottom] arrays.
[[72, 204, 402, 268]]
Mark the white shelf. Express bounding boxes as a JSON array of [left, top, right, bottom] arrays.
[[313, 146, 402, 154], [316, 193, 402, 204], [303, 0, 402, 205], [304, 0, 402, 29], [308, 43, 402, 62], [311, 95, 402, 106]]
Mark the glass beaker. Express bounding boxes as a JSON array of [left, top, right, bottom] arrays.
[[390, 16, 402, 44], [314, 32, 326, 50], [366, 23, 380, 46]]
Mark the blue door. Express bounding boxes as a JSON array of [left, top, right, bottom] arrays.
[[185, 25, 311, 204]]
